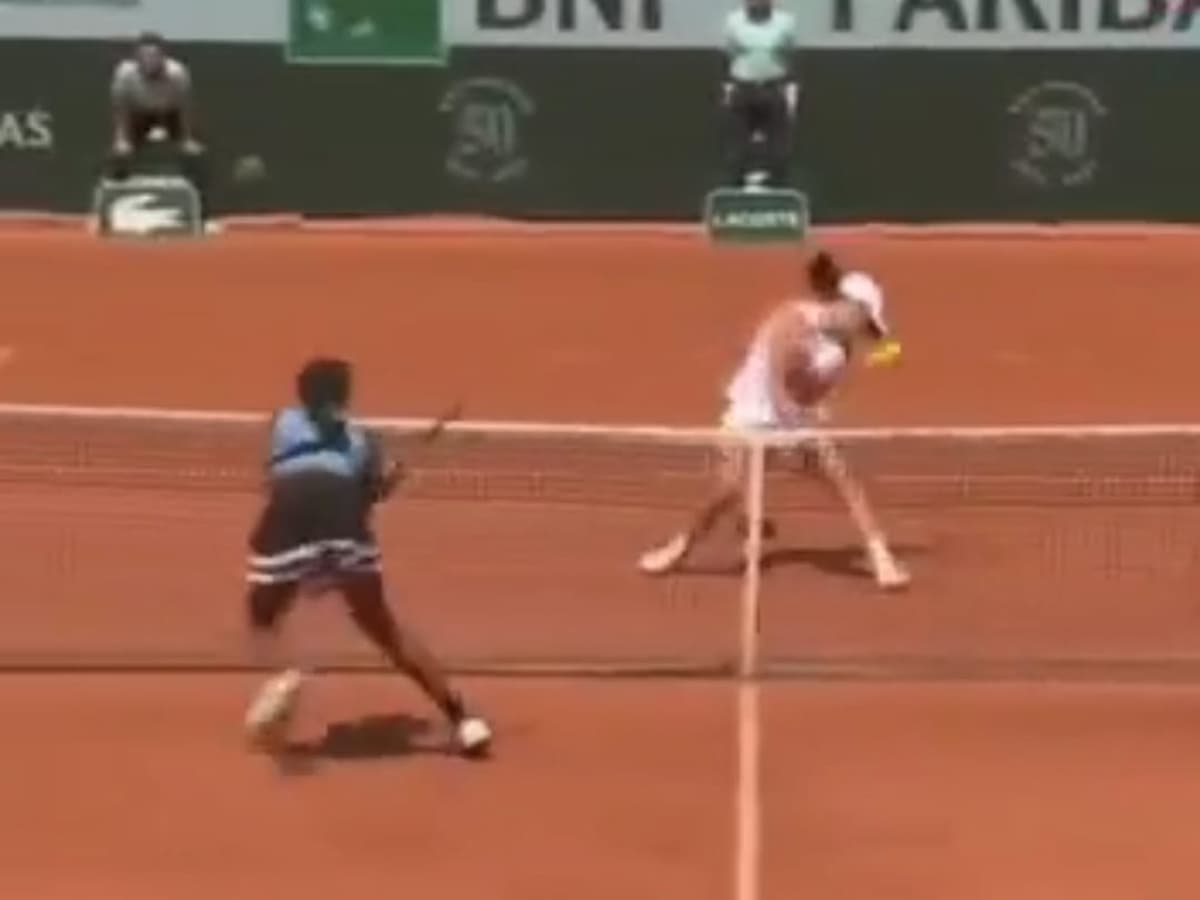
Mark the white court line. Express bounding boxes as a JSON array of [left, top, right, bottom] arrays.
[[735, 442, 767, 900], [735, 679, 762, 900]]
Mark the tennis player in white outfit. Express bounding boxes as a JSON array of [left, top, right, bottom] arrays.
[[638, 251, 909, 590]]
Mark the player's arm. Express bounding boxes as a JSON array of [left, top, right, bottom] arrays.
[[109, 63, 134, 153], [259, 410, 284, 492], [764, 305, 811, 427], [362, 428, 403, 502], [721, 12, 742, 104], [723, 10, 743, 54]]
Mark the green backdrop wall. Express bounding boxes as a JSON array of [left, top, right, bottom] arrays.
[[0, 40, 1194, 222]]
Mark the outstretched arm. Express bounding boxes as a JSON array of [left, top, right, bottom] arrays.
[[362, 429, 403, 502]]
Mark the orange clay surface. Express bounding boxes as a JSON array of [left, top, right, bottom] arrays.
[[1, 229, 1199, 899]]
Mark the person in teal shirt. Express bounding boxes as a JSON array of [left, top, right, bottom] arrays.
[[723, 0, 799, 187]]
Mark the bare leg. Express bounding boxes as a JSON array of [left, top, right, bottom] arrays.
[[244, 581, 306, 749], [246, 581, 300, 668], [638, 446, 746, 574], [342, 572, 491, 755], [808, 437, 909, 589]]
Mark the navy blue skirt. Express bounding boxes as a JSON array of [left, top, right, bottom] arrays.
[[247, 471, 380, 585]]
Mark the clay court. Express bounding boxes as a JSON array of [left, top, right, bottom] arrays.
[[0, 225, 1198, 899]]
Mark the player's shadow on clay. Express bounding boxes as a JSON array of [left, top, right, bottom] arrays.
[[275, 713, 450, 774], [679, 542, 931, 584]]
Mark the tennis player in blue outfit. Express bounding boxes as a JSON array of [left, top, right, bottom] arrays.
[[243, 357, 491, 757]]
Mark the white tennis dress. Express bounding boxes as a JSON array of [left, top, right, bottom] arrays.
[[720, 302, 845, 431], [638, 275, 909, 589]]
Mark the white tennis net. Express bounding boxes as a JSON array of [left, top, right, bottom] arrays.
[[1, 402, 1199, 679]]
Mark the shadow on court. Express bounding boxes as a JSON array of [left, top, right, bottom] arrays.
[[274, 713, 451, 775], [677, 542, 931, 584]]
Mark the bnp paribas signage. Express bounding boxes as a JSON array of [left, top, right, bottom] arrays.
[[1, 0, 1196, 49], [457, 0, 1200, 48]]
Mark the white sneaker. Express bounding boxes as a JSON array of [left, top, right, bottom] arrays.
[[866, 538, 910, 591], [455, 716, 493, 758], [872, 556, 911, 591], [244, 668, 305, 751], [637, 533, 691, 575], [203, 220, 224, 236]]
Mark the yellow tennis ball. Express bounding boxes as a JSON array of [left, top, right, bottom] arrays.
[[867, 340, 902, 368]]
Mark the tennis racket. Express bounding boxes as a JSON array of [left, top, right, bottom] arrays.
[[376, 402, 464, 499], [417, 401, 464, 444]]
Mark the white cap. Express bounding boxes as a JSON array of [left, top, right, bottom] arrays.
[[838, 271, 889, 337]]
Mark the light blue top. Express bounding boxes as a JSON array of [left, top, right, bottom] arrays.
[[725, 8, 797, 83], [267, 406, 372, 480]]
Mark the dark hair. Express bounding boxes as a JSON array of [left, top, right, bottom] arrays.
[[296, 357, 352, 448], [135, 31, 166, 49], [806, 250, 843, 297]]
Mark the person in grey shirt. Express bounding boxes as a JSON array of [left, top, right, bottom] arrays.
[[107, 32, 211, 220], [722, 0, 799, 188]]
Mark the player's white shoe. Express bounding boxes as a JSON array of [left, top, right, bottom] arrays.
[[455, 716, 493, 758], [637, 533, 691, 575], [871, 554, 911, 591], [865, 537, 910, 591], [244, 668, 306, 751]]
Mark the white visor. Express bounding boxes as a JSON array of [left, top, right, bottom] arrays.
[[838, 272, 889, 337]]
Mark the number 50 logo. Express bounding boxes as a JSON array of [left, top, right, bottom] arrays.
[[1008, 80, 1107, 189], [440, 77, 536, 184]]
